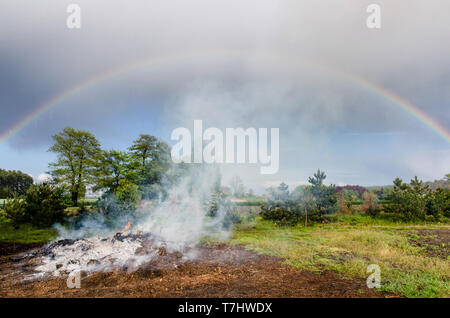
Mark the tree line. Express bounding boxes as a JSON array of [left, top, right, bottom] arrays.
[[0, 127, 181, 227], [261, 169, 339, 226], [261, 170, 450, 226], [0, 169, 33, 199], [48, 127, 173, 207]]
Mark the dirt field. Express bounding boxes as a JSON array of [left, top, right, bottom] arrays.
[[0, 242, 396, 298], [408, 229, 450, 259], [0, 242, 45, 257]]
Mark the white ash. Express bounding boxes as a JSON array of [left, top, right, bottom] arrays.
[[34, 233, 154, 277]]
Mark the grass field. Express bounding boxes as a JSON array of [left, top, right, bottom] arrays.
[[231, 215, 450, 298], [0, 217, 57, 243], [1, 207, 448, 297]]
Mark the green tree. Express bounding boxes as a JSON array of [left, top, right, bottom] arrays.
[[3, 194, 27, 225], [95, 150, 135, 193], [129, 134, 159, 167], [115, 179, 141, 211], [308, 169, 338, 216], [128, 134, 172, 198], [308, 169, 326, 187], [48, 127, 101, 206], [4, 184, 66, 227], [0, 169, 33, 198], [390, 177, 427, 221], [341, 189, 359, 201]]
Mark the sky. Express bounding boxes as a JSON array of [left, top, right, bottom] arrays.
[[0, 0, 449, 192]]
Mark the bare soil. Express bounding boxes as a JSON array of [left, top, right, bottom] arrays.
[[0, 242, 397, 298], [408, 229, 450, 259], [0, 241, 45, 257]]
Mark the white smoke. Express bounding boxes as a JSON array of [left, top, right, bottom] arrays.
[[34, 164, 233, 277]]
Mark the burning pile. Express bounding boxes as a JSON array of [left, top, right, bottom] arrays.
[[15, 172, 235, 280], [22, 228, 190, 279]]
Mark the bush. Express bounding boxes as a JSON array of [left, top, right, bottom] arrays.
[[361, 192, 381, 217], [115, 179, 140, 211], [425, 188, 450, 220], [260, 200, 302, 226], [4, 184, 66, 227], [221, 207, 242, 228], [387, 177, 450, 222], [337, 193, 353, 214], [93, 180, 140, 228], [23, 184, 66, 227], [3, 195, 27, 225]]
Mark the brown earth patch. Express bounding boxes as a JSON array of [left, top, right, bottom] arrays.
[[408, 229, 450, 259], [0, 241, 45, 257], [0, 243, 399, 298]]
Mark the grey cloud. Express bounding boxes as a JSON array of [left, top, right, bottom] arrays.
[[0, 0, 449, 186]]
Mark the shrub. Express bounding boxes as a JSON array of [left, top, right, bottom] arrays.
[[337, 193, 353, 214], [3, 195, 27, 225], [93, 180, 140, 228], [4, 184, 66, 227], [221, 207, 242, 228], [361, 192, 381, 217], [425, 188, 450, 220], [387, 177, 448, 221], [22, 184, 66, 227], [115, 179, 140, 211], [365, 204, 381, 218], [260, 200, 302, 226]]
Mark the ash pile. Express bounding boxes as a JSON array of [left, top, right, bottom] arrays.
[[20, 231, 192, 279]]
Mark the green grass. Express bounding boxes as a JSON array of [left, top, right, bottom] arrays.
[[230, 217, 450, 298], [233, 201, 265, 206], [0, 218, 57, 243], [80, 198, 98, 204]]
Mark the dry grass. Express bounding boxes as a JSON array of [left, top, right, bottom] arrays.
[[231, 219, 450, 297]]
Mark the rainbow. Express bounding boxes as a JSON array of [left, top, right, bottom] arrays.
[[1, 50, 449, 144], [341, 73, 450, 143]]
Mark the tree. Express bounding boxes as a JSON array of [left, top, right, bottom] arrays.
[[95, 150, 134, 193], [276, 182, 289, 200], [129, 134, 159, 167], [336, 185, 368, 200], [48, 127, 101, 206], [390, 177, 427, 221], [361, 191, 380, 217], [0, 169, 33, 198], [115, 179, 141, 211], [425, 188, 450, 220], [128, 134, 172, 198], [308, 169, 326, 187], [308, 169, 338, 216], [389, 176, 450, 221], [4, 184, 66, 227]]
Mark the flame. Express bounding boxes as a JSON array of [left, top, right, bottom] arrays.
[[122, 221, 131, 233]]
